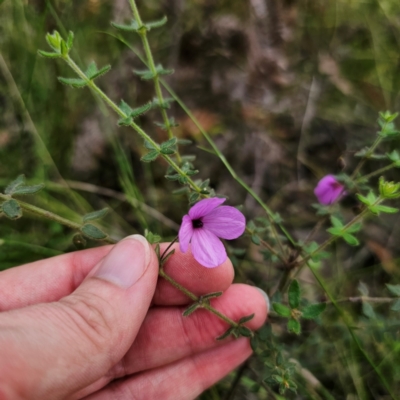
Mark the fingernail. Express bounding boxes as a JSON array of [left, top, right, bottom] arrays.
[[256, 287, 270, 312], [94, 234, 150, 288]]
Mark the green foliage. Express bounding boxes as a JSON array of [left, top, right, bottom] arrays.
[[1, 199, 22, 220], [144, 230, 161, 244], [80, 224, 108, 240], [379, 177, 400, 199], [288, 279, 300, 309], [4, 175, 44, 196], [327, 215, 360, 246], [82, 208, 109, 223], [377, 111, 400, 138]]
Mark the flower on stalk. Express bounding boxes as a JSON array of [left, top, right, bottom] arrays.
[[314, 175, 345, 205], [179, 198, 246, 268]]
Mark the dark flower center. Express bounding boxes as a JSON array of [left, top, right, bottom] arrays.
[[192, 219, 203, 228]]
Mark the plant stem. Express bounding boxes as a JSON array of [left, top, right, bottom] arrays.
[[356, 162, 397, 182], [128, 0, 182, 164], [351, 125, 387, 180], [64, 55, 201, 194], [158, 267, 239, 327], [307, 262, 396, 399], [0, 193, 116, 245]]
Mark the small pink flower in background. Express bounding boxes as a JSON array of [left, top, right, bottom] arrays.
[[314, 175, 345, 205], [179, 198, 246, 268]]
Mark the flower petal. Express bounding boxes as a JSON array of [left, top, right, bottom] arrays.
[[179, 215, 194, 253], [188, 197, 226, 220], [202, 206, 246, 239], [314, 175, 345, 205], [191, 228, 227, 268]]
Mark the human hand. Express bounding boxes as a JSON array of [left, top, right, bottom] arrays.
[[0, 235, 268, 399]]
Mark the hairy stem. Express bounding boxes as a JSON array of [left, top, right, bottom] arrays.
[[128, 0, 182, 164], [356, 162, 397, 182]]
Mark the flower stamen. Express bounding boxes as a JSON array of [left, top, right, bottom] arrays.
[[192, 219, 203, 228]]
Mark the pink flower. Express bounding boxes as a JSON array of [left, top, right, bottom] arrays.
[[314, 175, 345, 205], [179, 198, 246, 268]]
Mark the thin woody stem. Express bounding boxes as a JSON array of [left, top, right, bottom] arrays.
[[128, 0, 182, 164]]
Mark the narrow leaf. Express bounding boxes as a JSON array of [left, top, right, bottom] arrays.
[[12, 184, 45, 195], [80, 224, 108, 240], [119, 100, 133, 116], [301, 303, 326, 319], [362, 302, 376, 319], [330, 216, 343, 228], [117, 117, 133, 126], [182, 303, 200, 317], [66, 31, 74, 49], [238, 313, 255, 324], [111, 20, 141, 32], [141, 150, 159, 162], [5, 174, 25, 194], [391, 299, 400, 311], [287, 319, 301, 334], [216, 327, 234, 341], [250, 335, 259, 352], [375, 205, 399, 214], [288, 280, 300, 309], [272, 303, 291, 317], [89, 65, 111, 80], [85, 61, 97, 79], [37, 50, 61, 58], [145, 15, 168, 30], [238, 326, 253, 337], [83, 208, 109, 222], [58, 77, 88, 88], [130, 102, 152, 119], [342, 233, 359, 246], [386, 283, 400, 297]]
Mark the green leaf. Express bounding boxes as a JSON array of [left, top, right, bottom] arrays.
[[144, 140, 156, 150], [216, 327, 235, 341], [374, 205, 399, 214], [58, 77, 88, 88], [111, 19, 141, 32], [330, 216, 343, 228], [362, 302, 376, 319], [160, 147, 176, 155], [37, 50, 62, 58], [12, 184, 45, 195], [273, 303, 291, 317], [238, 314, 255, 324], [358, 281, 369, 296], [83, 208, 109, 222], [161, 137, 178, 149], [5, 174, 25, 194], [117, 117, 133, 126], [238, 326, 253, 337], [250, 335, 259, 352], [357, 194, 371, 205], [154, 64, 174, 76], [165, 174, 180, 181], [346, 223, 362, 233], [144, 15, 168, 30], [1, 199, 22, 220], [251, 235, 261, 245], [119, 100, 133, 115], [60, 40, 69, 57], [141, 150, 159, 162], [182, 303, 200, 317], [391, 299, 400, 311], [80, 224, 108, 240], [151, 97, 174, 109], [327, 227, 343, 236], [342, 233, 359, 246], [130, 102, 152, 119], [85, 61, 98, 79], [133, 68, 154, 80], [154, 117, 179, 130], [66, 31, 74, 49], [287, 319, 301, 334], [386, 283, 400, 296], [189, 192, 200, 204], [89, 65, 111, 80], [301, 303, 326, 319], [178, 139, 192, 145], [288, 280, 300, 309]]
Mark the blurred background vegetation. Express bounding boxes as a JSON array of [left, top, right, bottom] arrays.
[[2, 0, 400, 398]]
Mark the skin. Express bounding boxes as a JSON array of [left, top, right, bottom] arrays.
[[0, 240, 268, 400]]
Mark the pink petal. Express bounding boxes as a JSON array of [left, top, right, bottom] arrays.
[[314, 175, 345, 205], [202, 206, 245, 239], [189, 197, 226, 220], [179, 215, 194, 253], [191, 228, 227, 268]]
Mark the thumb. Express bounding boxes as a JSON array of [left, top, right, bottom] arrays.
[[0, 235, 158, 400]]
